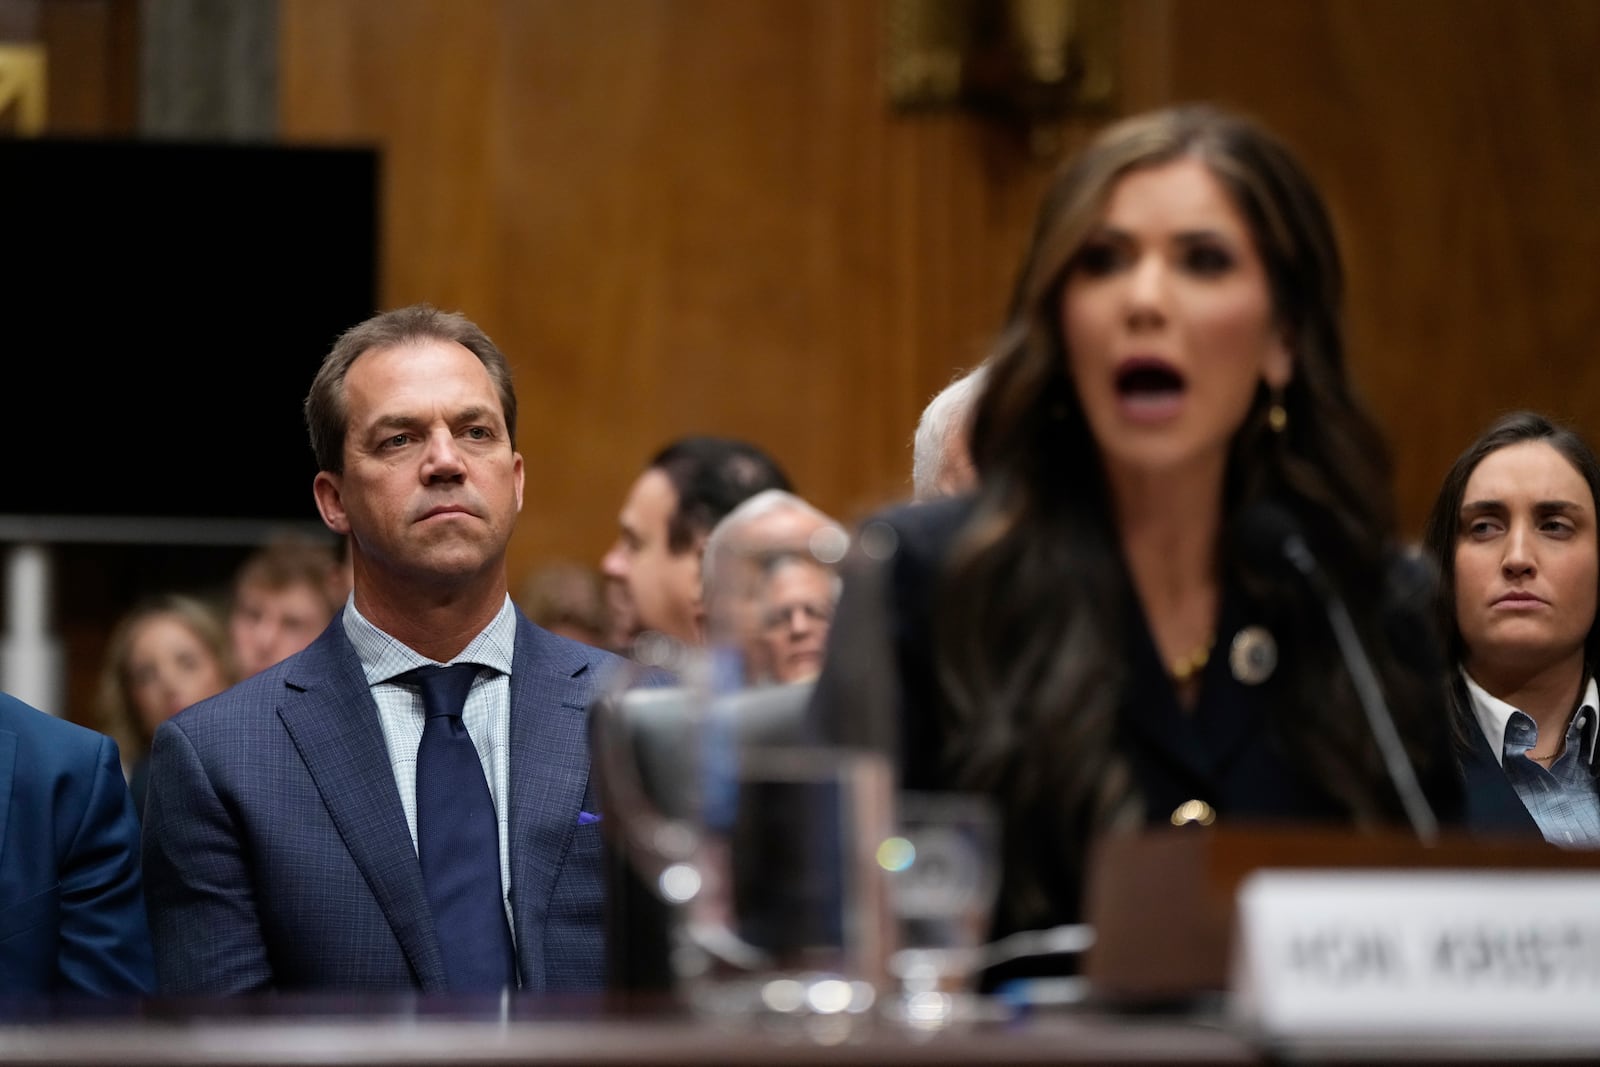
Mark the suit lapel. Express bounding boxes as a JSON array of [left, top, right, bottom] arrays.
[[505, 614, 599, 989], [1459, 725, 1544, 837], [275, 628, 448, 990]]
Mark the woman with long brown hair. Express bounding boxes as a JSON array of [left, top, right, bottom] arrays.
[[815, 103, 1463, 980]]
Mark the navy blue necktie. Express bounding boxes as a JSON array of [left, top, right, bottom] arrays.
[[407, 664, 516, 992]]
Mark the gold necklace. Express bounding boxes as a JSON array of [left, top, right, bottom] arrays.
[[1169, 632, 1216, 684]]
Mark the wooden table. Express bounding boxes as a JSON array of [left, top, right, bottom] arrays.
[[0, 993, 1594, 1066]]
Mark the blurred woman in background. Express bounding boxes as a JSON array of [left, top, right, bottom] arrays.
[[96, 592, 237, 818]]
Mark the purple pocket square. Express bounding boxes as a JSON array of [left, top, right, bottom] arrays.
[[577, 811, 601, 825]]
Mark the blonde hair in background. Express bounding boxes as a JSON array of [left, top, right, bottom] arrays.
[[95, 592, 237, 761]]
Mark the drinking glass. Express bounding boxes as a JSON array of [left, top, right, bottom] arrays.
[[590, 645, 897, 1030], [879, 789, 1002, 1029]]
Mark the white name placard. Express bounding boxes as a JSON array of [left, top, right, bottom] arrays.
[[1229, 869, 1600, 1045]]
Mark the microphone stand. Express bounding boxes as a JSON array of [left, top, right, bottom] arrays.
[[1279, 534, 1441, 844]]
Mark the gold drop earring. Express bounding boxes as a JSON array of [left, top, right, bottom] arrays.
[[1268, 390, 1288, 434]]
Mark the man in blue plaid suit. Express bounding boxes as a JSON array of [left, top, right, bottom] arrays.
[[142, 305, 627, 993]]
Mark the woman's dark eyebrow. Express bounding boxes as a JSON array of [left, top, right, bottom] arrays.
[[1532, 499, 1587, 515], [1460, 498, 1587, 515], [1173, 228, 1236, 244]]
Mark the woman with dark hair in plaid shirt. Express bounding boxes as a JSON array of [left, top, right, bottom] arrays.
[[1422, 410, 1600, 847]]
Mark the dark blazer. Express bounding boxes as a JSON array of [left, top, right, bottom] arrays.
[[141, 609, 626, 994], [0, 692, 155, 996], [816, 496, 1464, 942], [1457, 721, 1550, 839]]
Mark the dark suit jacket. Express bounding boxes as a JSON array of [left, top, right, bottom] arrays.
[[1458, 721, 1552, 839], [0, 693, 155, 995], [815, 496, 1464, 944], [141, 608, 626, 994]]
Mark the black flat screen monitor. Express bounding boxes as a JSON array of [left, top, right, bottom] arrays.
[[1, 138, 379, 538]]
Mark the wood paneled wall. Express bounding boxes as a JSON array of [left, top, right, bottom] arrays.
[[17, 0, 1600, 724], [1154, 0, 1600, 538], [29, 0, 138, 133], [22, 0, 1596, 572], [278, 0, 1600, 593], [279, 0, 1073, 587]]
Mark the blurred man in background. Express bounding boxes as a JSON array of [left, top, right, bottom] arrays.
[[700, 489, 846, 684], [228, 534, 343, 679], [601, 436, 791, 648], [911, 363, 988, 502]]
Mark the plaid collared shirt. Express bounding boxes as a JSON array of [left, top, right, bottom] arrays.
[[1465, 672, 1600, 848]]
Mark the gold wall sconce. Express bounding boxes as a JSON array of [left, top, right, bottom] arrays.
[[885, 0, 1117, 157], [0, 43, 47, 135]]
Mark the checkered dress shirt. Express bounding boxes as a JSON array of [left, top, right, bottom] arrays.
[[342, 594, 519, 925], [1464, 672, 1600, 848]]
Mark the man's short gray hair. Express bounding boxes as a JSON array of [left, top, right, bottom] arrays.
[[701, 489, 846, 596], [911, 363, 989, 502]]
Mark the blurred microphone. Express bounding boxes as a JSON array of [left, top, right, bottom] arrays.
[[1239, 501, 1440, 844]]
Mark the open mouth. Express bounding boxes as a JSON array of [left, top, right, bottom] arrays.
[[1116, 360, 1186, 397], [1114, 359, 1186, 419]]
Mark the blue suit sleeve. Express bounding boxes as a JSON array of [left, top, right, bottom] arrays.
[[56, 735, 156, 995], [142, 719, 274, 993]]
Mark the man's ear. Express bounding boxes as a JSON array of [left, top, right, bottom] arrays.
[[313, 472, 351, 535]]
